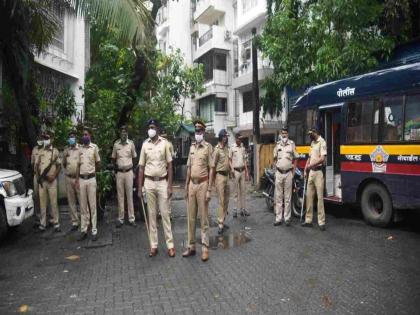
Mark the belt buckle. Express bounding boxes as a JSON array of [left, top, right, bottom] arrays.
[[153, 176, 160, 181]]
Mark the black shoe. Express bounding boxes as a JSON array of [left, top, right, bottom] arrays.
[[233, 210, 238, 218], [129, 221, 137, 227], [77, 232, 87, 241], [241, 209, 250, 217], [319, 225, 326, 231], [301, 222, 313, 228], [116, 221, 123, 228], [285, 220, 291, 227], [37, 226, 46, 233], [70, 225, 79, 232], [223, 224, 230, 230], [273, 221, 282, 226], [218, 227, 223, 235], [92, 234, 98, 241], [54, 227, 61, 233]]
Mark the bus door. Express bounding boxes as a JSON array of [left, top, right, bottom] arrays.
[[320, 104, 342, 200]]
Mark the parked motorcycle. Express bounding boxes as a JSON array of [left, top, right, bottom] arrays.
[[261, 167, 306, 218]]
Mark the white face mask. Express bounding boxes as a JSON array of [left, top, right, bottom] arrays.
[[44, 139, 51, 147], [148, 129, 157, 139], [195, 134, 204, 143], [281, 135, 288, 142], [37, 140, 43, 147]]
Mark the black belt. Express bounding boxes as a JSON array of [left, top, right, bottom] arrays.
[[277, 168, 292, 174], [66, 174, 77, 179], [79, 173, 95, 180], [311, 166, 323, 171], [117, 168, 132, 173], [234, 167, 244, 172], [145, 175, 167, 181], [216, 171, 229, 176]]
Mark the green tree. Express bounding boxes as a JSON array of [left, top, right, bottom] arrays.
[[0, 0, 152, 147], [84, 31, 204, 168], [260, 0, 419, 116]]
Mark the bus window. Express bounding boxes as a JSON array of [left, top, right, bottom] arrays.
[[404, 94, 420, 141], [382, 96, 404, 142], [346, 101, 374, 143]]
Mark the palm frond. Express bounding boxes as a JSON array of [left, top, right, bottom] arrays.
[[70, 0, 153, 47]]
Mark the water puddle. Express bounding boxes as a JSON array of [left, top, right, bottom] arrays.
[[209, 231, 251, 250]]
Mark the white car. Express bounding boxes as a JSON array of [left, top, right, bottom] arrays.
[[0, 169, 34, 241]]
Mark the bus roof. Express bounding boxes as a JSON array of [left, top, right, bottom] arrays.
[[293, 62, 420, 110]]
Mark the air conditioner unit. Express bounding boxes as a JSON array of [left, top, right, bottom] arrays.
[[224, 31, 232, 41]]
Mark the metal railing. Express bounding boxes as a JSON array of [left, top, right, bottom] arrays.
[[199, 28, 213, 46]]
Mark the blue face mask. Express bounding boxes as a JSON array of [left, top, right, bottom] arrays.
[[68, 137, 76, 145]]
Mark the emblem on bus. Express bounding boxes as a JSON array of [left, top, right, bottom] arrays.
[[370, 146, 389, 173]]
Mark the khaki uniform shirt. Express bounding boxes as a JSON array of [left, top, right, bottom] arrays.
[[273, 139, 298, 171], [187, 141, 213, 178], [31, 146, 41, 167], [309, 136, 327, 165], [212, 144, 230, 172], [112, 139, 137, 170], [229, 143, 247, 169], [139, 137, 172, 177], [36, 146, 61, 177], [79, 143, 101, 175], [63, 145, 80, 176]]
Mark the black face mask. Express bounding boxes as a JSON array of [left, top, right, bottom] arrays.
[[310, 134, 316, 141]]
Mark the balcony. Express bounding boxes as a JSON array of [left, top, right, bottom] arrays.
[[193, 26, 232, 60], [156, 6, 169, 36], [194, 0, 226, 25]]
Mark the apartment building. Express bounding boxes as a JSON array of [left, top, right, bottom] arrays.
[[34, 5, 89, 123], [155, 0, 285, 144]]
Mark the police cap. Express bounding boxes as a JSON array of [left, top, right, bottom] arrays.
[[147, 119, 159, 127], [193, 119, 206, 131]]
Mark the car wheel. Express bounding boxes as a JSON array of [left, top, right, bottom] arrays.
[[361, 183, 393, 227], [0, 204, 8, 241]]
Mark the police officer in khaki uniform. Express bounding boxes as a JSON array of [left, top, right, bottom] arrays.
[[31, 133, 44, 227], [77, 128, 101, 241], [160, 129, 175, 219], [302, 127, 327, 231], [112, 125, 137, 228], [62, 130, 80, 231], [36, 131, 61, 232], [138, 119, 175, 257], [229, 133, 250, 217], [212, 129, 230, 235], [273, 127, 298, 226], [182, 119, 214, 262]]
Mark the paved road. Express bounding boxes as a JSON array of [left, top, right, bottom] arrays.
[[1, 184, 419, 315]]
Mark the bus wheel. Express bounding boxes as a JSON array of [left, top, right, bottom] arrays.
[[361, 183, 393, 227]]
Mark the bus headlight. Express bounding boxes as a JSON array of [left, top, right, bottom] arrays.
[[1, 181, 18, 197]]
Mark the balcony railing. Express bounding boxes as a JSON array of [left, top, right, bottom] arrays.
[[199, 28, 213, 47]]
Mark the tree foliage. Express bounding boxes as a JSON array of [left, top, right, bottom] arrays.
[[260, 0, 419, 116], [84, 27, 204, 167]]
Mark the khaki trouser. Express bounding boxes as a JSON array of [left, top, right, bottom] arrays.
[[80, 177, 97, 235], [65, 176, 80, 226], [145, 178, 174, 249], [116, 171, 135, 223], [234, 170, 246, 210], [33, 174, 40, 222], [305, 170, 326, 225], [187, 181, 209, 249], [38, 179, 59, 228], [216, 173, 229, 228], [275, 170, 293, 223]]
